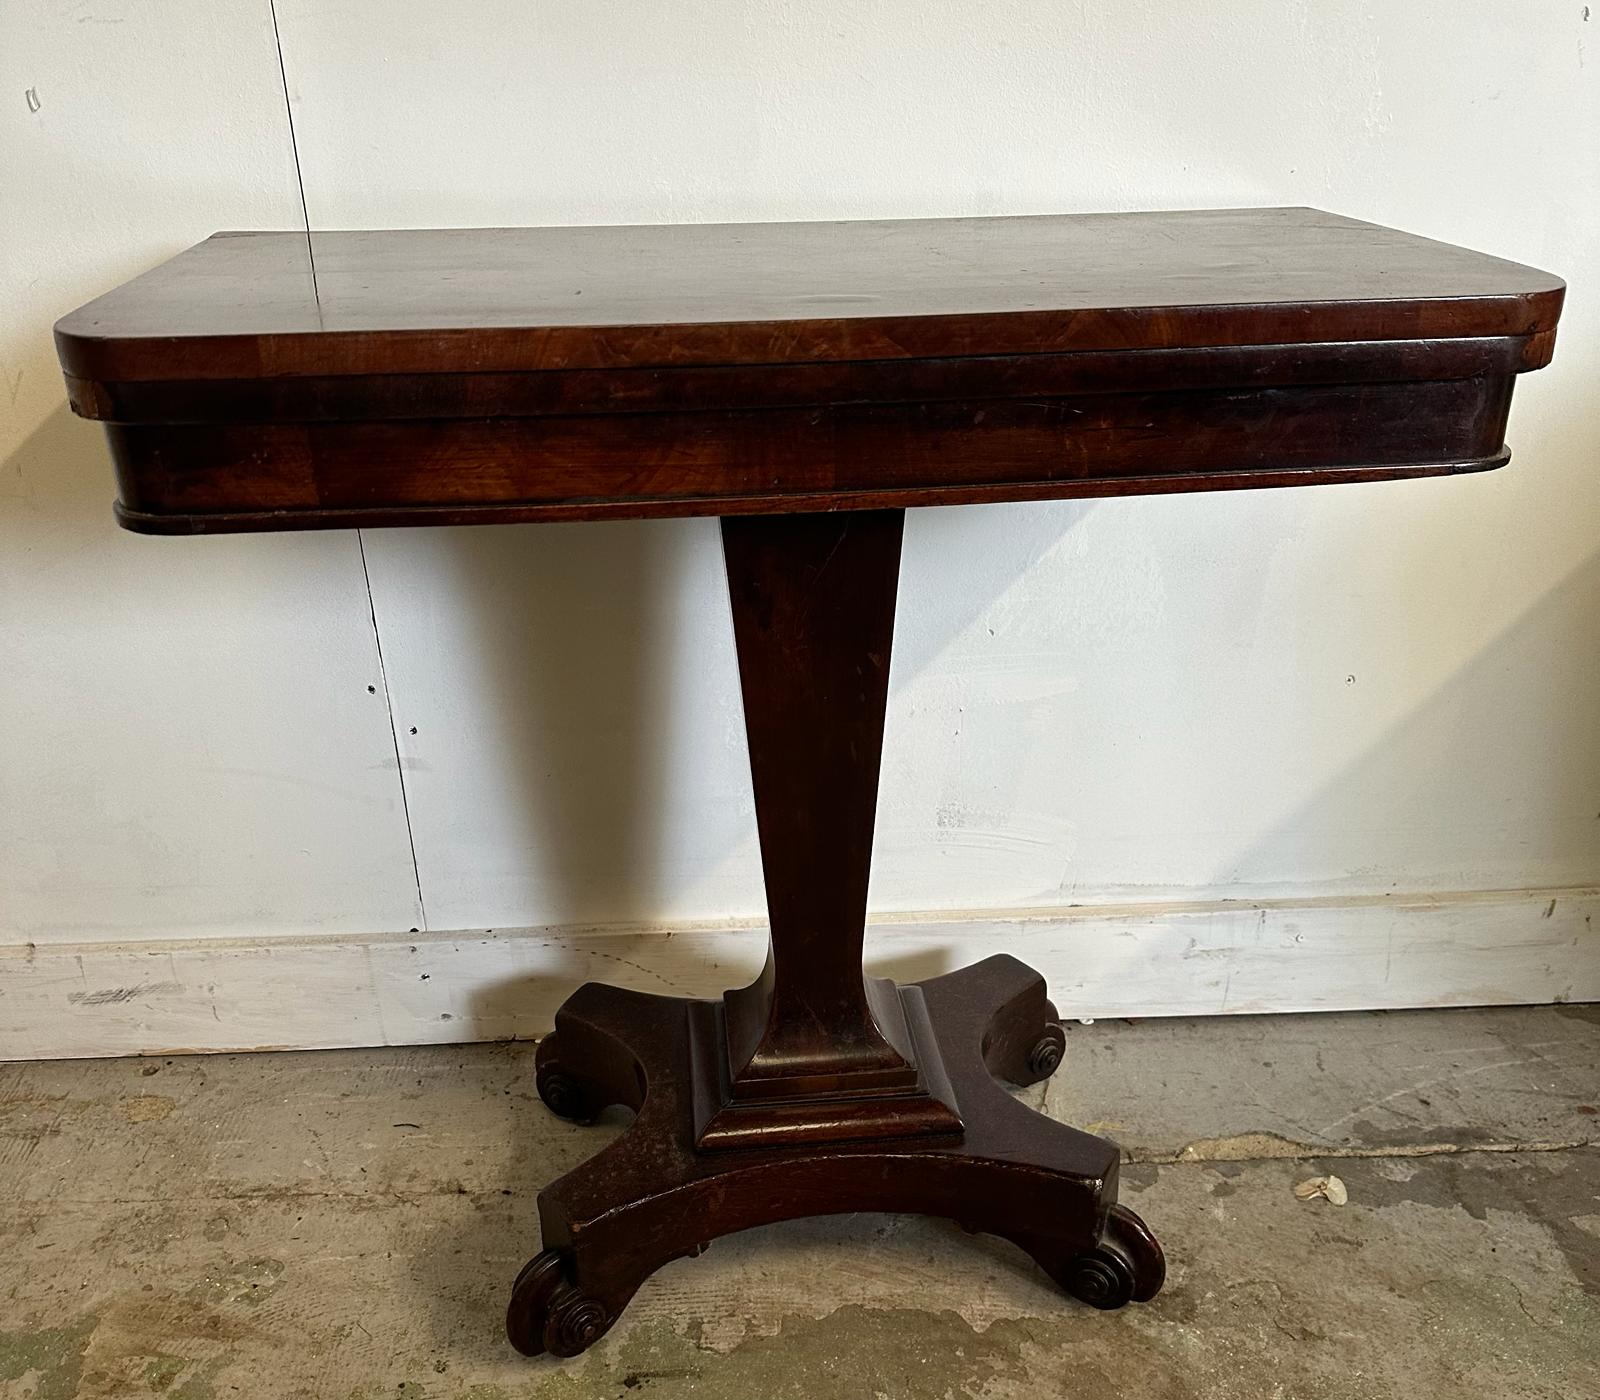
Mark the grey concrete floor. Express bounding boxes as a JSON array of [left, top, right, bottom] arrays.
[[2, 1003, 1596, 1399]]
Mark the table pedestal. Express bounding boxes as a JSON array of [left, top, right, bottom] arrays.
[[506, 511, 1165, 1357]]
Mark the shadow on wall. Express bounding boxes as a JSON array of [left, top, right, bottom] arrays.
[[1216, 546, 1600, 895], [394, 499, 1100, 931], [1, 403, 117, 546], [2, 380, 1094, 953], [441, 500, 1099, 1023], [453, 504, 1600, 1032], [1, 407, 132, 928], [1028, 542, 1599, 1011], [2, 391, 439, 939], [425, 516, 692, 928]]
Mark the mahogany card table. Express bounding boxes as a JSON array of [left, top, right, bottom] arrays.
[[55, 208, 1563, 1357]]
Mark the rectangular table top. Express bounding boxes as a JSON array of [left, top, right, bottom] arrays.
[[54, 208, 1564, 534], [57, 207, 1562, 382]]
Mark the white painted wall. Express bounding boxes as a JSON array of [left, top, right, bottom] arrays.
[[3, 3, 1597, 1052], [0, 1, 422, 944]]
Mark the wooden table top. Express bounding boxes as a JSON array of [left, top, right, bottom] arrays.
[[54, 208, 1563, 533], [57, 207, 1562, 381]]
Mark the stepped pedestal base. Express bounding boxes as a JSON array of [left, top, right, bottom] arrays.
[[507, 954, 1164, 1358]]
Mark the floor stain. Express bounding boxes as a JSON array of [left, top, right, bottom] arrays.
[[143, 1354, 229, 1400], [170, 1358, 229, 1400], [0, 1092, 94, 1119], [1553, 1001, 1600, 1027], [67, 1288, 252, 1398], [1120, 1163, 1160, 1191], [1346, 1119, 1498, 1153], [145, 1353, 188, 1391], [0, 1315, 98, 1400], [1339, 1151, 1600, 1296]]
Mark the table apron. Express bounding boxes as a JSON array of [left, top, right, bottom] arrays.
[[106, 374, 1514, 533]]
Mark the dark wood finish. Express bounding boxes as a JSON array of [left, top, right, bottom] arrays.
[[719, 511, 909, 1094], [56, 208, 1561, 535], [63, 333, 1552, 425], [55, 209, 1562, 381], [520, 955, 1155, 1358], [517, 512, 1145, 1357], [101, 372, 1515, 533], [52, 209, 1564, 1360], [701, 511, 963, 1147]]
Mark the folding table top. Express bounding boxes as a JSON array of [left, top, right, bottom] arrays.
[[53, 208, 1564, 534], [56, 207, 1563, 381]]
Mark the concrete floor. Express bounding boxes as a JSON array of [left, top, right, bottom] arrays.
[[2, 1004, 1596, 1400]]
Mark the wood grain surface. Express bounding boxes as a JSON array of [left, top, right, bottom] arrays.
[[53, 207, 1564, 533], [56, 208, 1563, 381]]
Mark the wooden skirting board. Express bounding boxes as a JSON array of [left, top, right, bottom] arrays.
[[2, 886, 1596, 1061]]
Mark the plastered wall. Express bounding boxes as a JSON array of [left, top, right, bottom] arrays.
[[4, 5, 1596, 993]]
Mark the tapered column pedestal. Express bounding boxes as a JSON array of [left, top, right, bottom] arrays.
[[507, 511, 1164, 1358]]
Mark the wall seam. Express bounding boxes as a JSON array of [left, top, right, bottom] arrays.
[[267, 0, 319, 300], [268, 2, 425, 929], [357, 533, 429, 932]]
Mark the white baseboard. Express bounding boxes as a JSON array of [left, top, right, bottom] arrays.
[[2, 886, 1596, 1060]]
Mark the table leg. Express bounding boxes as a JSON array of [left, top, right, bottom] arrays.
[[506, 510, 1164, 1357]]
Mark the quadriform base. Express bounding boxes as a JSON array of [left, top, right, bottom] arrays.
[[513, 955, 1163, 1357], [505, 510, 1163, 1356]]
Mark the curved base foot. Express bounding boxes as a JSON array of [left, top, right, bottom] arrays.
[[510, 956, 1162, 1358], [1057, 1203, 1166, 1309], [507, 1249, 617, 1358]]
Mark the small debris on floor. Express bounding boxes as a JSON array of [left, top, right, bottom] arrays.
[[1294, 1173, 1349, 1205]]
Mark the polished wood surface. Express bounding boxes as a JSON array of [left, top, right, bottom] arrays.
[[56, 208, 1561, 380], [51, 209, 1565, 1358], [54, 209, 1562, 534], [102, 371, 1516, 534], [698, 511, 964, 1149], [521, 955, 1156, 1357], [719, 511, 910, 1094]]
